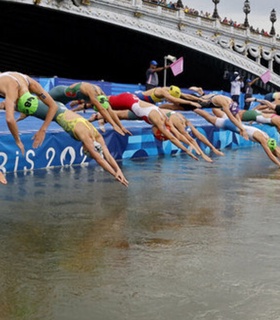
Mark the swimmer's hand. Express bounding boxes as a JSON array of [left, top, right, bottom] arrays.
[[122, 127, 133, 136], [0, 172, 7, 185], [32, 128, 46, 148], [186, 150, 199, 161], [115, 170, 129, 187], [113, 125, 126, 136], [201, 153, 213, 163], [212, 148, 225, 156], [16, 139, 25, 155], [190, 101, 202, 108]]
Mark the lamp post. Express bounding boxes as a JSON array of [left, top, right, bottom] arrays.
[[163, 55, 177, 87], [243, 0, 250, 28], [212, 0, 220, 19], [270, 9, 277, 36]]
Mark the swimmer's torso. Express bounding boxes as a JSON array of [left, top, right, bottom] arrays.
[[0, 71, 30, 99], [134, 88, 163, 104], [108, 92, 139, 110], [49, 82, 103, 104]]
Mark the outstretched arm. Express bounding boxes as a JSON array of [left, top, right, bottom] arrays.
[[166, 93, 203, 106], [97, 135, 129, 186], [152, 118, 198, 161], [246, 98, 277, 113], [29, 77, 58, 148], [168, 122, 201, 155], [187, 120, 224, 156], [175, 122, 213, 162], [220, 103, 249, 140], [79, 129, 129, 187], [107, 107, 132, 136], [82, 83, 127, 136], [4, 96, 25, 155], [255, 98, 276, 110], [248, 77, 259, 86]]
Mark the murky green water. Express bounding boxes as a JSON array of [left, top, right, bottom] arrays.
[[1, 147, 280, 320]]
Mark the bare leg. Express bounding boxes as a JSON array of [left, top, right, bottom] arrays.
[[194, 108, 217, 125], [189, 124, 224, 156], [189, 138, 213, 163], [173, 120, 213, 162], [188, 86, 204, 96]]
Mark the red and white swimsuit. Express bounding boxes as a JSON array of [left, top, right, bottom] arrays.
[[108, 92, 164, 124]]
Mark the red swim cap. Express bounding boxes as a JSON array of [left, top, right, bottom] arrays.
[[152, 125, 171, 141]]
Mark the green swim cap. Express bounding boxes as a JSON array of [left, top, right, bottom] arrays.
[[17, 92, 38, 115], [267, 138, 277, 151], [94, 95, 110, 111]]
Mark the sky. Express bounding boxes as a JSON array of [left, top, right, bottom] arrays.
[[182, 0, 280, 34]]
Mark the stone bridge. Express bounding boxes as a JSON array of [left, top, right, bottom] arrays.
[[7, 0, 280, 90]]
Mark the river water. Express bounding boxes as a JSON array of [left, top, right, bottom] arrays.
[[1, 146, 280, 320]]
